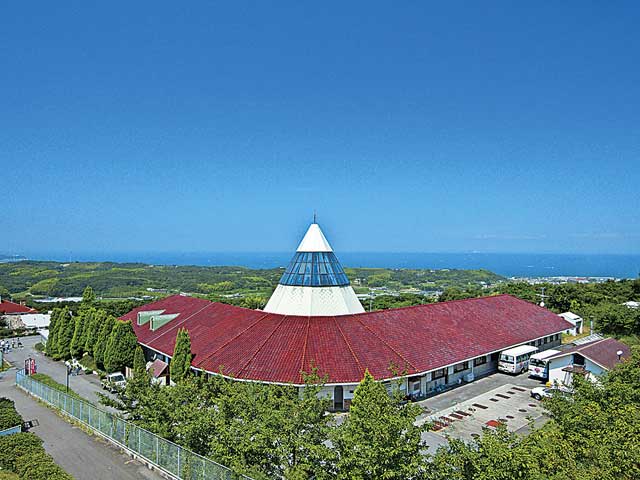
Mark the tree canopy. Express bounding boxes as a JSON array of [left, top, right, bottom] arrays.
[[104, 320, 138, 373], [169, 328, 192, 383]]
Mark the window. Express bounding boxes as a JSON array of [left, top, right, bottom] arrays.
[[454, 361, 469, 373], [474, 356, 487, 367], [544, 337, 549, 344], [432, 368, 446, 379], [279, 252, 350, 287]]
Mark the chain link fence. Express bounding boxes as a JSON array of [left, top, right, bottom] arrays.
[[16, 370, 251, 480]]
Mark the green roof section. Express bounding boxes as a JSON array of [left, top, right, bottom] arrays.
[[150, 313, 180, 331], [137, 310, 165, 326]]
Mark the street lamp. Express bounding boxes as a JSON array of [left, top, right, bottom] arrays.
[[66, 363, 72, 393]]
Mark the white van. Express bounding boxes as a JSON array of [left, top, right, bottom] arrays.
[[528, 349, 561, 379], [498, 345, 539, 374]]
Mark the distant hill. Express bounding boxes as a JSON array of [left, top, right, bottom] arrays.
[[0, 260, 504, 300], [0, 254, 27, 263]]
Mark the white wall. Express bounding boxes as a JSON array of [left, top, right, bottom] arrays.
[[548, 355, 573, 385], [549, 356, 606, 386]]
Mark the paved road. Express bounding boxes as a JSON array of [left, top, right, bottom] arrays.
[[0, 367, 162, 480], [416, 370, 545, 415], [4, 336, 118, 410], [1, 336, 164, 480]]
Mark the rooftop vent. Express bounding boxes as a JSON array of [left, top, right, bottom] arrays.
[[137, 310, 165, 326], [150, 314, 179, 331]]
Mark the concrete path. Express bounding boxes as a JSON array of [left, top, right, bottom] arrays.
[[4, 336, 118, 410], [414, 372, 548, 453], [0, 367, 162, 480], [419, 383, 549, 453]]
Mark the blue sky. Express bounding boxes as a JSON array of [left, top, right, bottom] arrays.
[[2, 2, 639, 255]]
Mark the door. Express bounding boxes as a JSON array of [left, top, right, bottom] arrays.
[[334, 386, 344, 410]]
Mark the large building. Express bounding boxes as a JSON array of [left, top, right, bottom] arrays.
[[126, 222, 572, 410]]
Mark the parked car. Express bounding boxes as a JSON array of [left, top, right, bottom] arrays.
[[530, 385, 573, 401], [101, 372, 126, 392]]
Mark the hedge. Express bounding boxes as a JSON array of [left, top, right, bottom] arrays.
[[0, 401, 73, 480], [15, 451, 73, 480], [0, 398, 22, 431], [0, 433, 72, 480], [0, 433, 43, 471]]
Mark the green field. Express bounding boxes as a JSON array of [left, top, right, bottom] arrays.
[[0, 260, 504, 310]]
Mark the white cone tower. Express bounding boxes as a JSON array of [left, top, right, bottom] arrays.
[[264, 222, 365, 316]]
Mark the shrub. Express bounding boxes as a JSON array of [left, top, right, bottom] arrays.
[[0, 433, 72, 480], [0, 398, 23, 431], [78, 354, 97, 373], [15, 451, 73, 480], [0, 433, 43, 471], [34, 342, 44, 352], [0, 471, 20, 479]]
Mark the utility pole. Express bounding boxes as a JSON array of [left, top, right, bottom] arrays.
[[536, 287, 549, 307]]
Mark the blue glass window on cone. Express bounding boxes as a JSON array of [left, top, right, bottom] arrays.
[[279, 252, 350, 286]]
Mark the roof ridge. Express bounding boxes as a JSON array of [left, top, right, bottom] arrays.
[[236, 316, 289, 377], [146, 300, 214, 343], [352, 315, 419, 373], [194, 312, 271, 368], [333, 317, 365, 377]]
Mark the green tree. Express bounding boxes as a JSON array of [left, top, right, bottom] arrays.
[[170, 328, 192, 383], [55, 307, 74, 360], [45, 308, 62, 357], [331, 371, 425, 480], [122, 345, 150, 409], [81, 285, 96, 305], [69, 309, 88, 358], [104, 320, 138, 373], [93, 314, 116, 369], [84, 308, 105, 355], [0, 285, 10, 300]]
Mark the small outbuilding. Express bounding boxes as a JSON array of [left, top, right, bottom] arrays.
[[547, 337, 630, 386], [558, 312, 583, 336]]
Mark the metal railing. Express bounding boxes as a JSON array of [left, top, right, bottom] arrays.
[[16, 370, 250, 480], [0, 425, 21, 436]]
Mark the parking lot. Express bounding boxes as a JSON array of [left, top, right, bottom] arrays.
[[417, 377, 549, 452]]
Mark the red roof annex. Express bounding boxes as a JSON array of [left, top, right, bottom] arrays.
[[0, 300, 37, 314], [123, 294, 573, 385]]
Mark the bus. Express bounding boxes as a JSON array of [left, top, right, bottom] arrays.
[[528, 349, 561, 379], [498, 345, 539, 374]]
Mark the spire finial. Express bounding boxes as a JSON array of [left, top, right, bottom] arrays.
[[313, 210, 317, 224]]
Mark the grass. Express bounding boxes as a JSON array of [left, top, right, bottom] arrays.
[[30, 373, 82, 399], [562, 326, 593, 344]]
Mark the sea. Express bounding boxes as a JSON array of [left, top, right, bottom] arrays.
[[19, 252, 640, 279]]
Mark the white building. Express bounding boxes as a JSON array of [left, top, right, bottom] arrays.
[[558, 312, 583, 336], [547, 338, 630, 386]]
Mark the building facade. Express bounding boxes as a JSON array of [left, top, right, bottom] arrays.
[[126, 222, 573, 409]]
